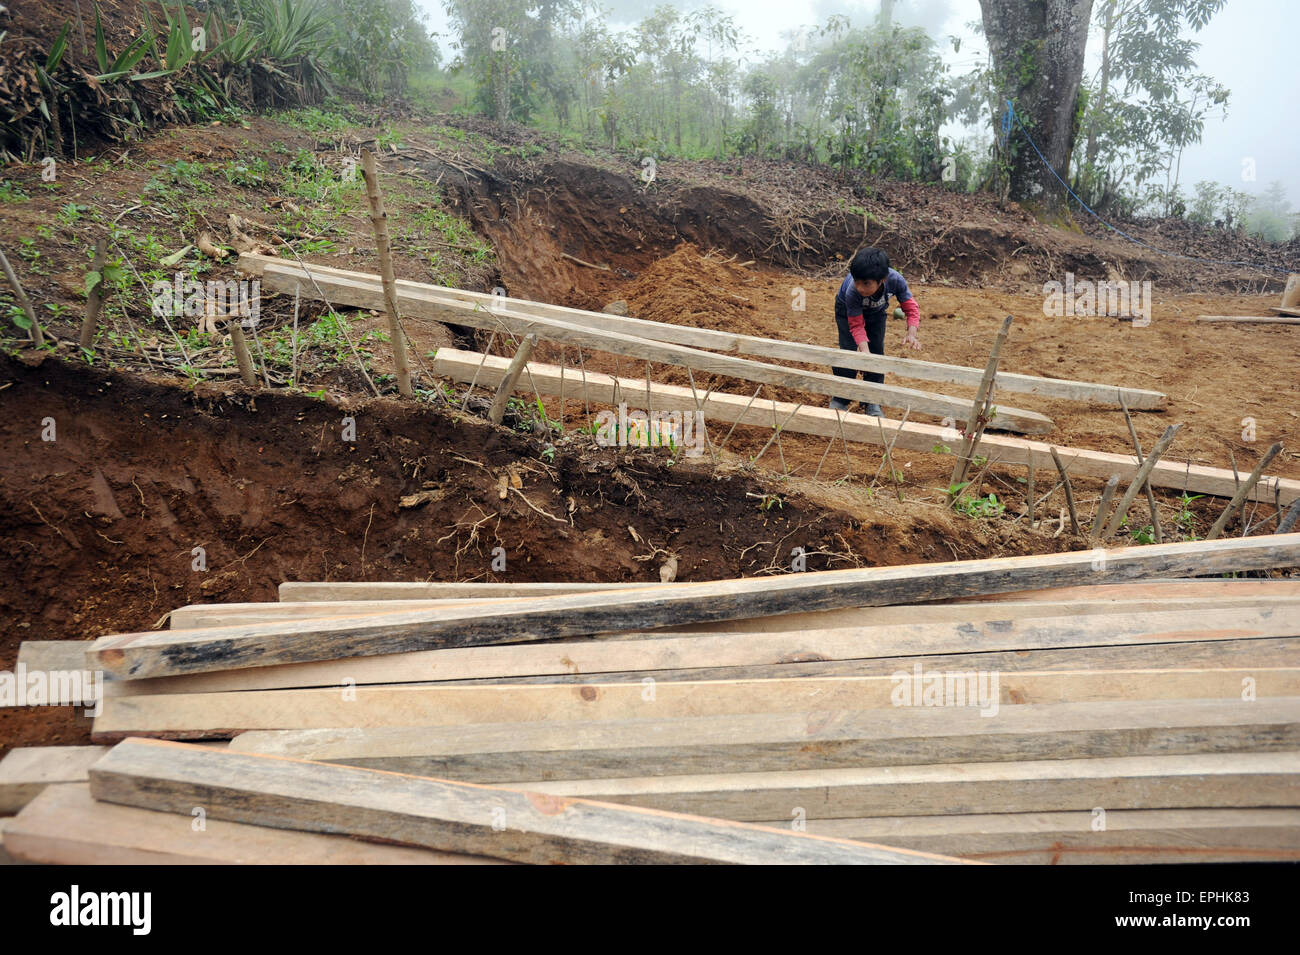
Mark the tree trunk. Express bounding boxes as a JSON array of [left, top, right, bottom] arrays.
[[1085, 0, 1116, 166], [980, 0, 1095, 217]]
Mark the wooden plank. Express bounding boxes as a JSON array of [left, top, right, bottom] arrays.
[[226, 697, 1300, 781], [87, 738, 970, 865], [0, 819, 25, 867], [5, 783, 506, 865], [259, 263, 1055, 434], [1199, 315, 1300, 324], [91, 669, 1300, 740], [433, 348, 1300, 505], [0, 746, 109, 813], [419, 637, 1300, 687], [280, 581, 672, 601], [15, 640, 90, 674], [86, 534, 1300, 679], [796, 808, 1300, 864], [238, 254, 1164, 408], [522, 751, 1300, 821], [120, 604, 1300, 694], [169, 592, 1300, 631]]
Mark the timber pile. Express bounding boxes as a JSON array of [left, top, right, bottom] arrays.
[[4, 537, 1300, 865]]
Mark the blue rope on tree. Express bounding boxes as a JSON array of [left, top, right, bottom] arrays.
[[1001, 98, 1291, 275]]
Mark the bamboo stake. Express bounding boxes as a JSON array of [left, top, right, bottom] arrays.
[[1050, 446, 1082, 535], [951, 316, 1013, 491], [488, 334, 538, 426], [1090, 474, 1121, 540], [1207, 443, 1283, 540], [359, 149, 413, 397], [79, 237, 107, 350], [1102, 424, 1183, 539], [1118, 390, 1163, 543], [0, 244, 43, 345]]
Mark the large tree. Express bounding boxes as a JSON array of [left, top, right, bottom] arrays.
[[979, 0, 1095, 215]]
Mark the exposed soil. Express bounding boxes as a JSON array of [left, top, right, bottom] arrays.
[[2, 105, 1298, 758]]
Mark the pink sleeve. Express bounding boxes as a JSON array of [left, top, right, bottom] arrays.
[[848, 312, 867, 346], [902, 298, 920, 329]]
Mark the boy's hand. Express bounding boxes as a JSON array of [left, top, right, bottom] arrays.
[[902, 328, 921, 351], [857, 341, 871, 353]]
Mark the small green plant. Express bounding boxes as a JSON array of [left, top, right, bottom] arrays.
[[954, 493, 1005, 519], [1130, 524, 1155, 545], [43, 302, 71, 320], [223, 157, 270, 187], [931, 443, 951, 454], [540, 445, 556, 463], [0, 179, 29, 203], [757, 493, 784, 511], [57, 202, 88, 224]]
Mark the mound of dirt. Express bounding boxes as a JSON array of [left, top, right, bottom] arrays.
[[623, 245, 758, 331]]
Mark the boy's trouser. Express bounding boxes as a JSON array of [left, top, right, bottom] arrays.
[[833, 300, 887, 403]]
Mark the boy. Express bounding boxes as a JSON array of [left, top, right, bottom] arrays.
[[830, 247, 921, 415]]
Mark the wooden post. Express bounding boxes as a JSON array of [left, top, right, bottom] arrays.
[[1090, 474, 1121, 540], [1102, 424, 1183, 539], [359, 149, 413, 397], [1207, 443, 1283, 540], [1118, 391, 1163, 543], [488, 334, 537, 426], [226, 319, 258, 389], [1278, 497, 1300, 535], [79, 238, 108, 351], [1050, 447, 1081, 535], [951, 316, 1013, 491], [1027, 458, 1036, 529], [0, 244, 43, 346]]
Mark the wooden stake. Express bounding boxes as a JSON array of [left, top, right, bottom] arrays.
[[0, 244, 43, 345], [1050, 447, 1081, 535], [951, 316, 1013, 491], [359, 149, 413, 397], [79, 237, 107, 350], [488, 334, 538, 426], [1278, 497, 1300, 535], [225, 319, 258, 388], [1090, 474, 1121, 540], [1119, 391, 1163, 543], [1102, 424, 1183, 540], [1207, 443, 1284, 541], [1027, 458, 1036, 529]]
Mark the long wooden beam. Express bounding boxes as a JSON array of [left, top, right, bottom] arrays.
[[225, 698, 1300, 781], [433, 348, 1300, 504], [798, 808, 1300, 864], [90, 669, 1300, 740], [238, 253, 1164, 408], [258, 262, 1054, 433], [86, 534, 1300, 679], [88, 739, 969, 865], [421, 637, 1300, 687], [278, 581, 670, 601], [0, 746, 109, 813], [522, 751, 1300, 821], [170, 592, 1300, 631], [121, 605, 1300, 694], [5, 783, 507, 865]]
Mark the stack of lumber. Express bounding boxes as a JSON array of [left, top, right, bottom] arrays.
[[4, 535, 1300, 865]]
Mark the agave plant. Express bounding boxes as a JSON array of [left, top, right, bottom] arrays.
[[92, 4, 154, 81]]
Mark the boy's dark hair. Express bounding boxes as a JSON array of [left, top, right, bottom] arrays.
[[849, 247, 890, 282]]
